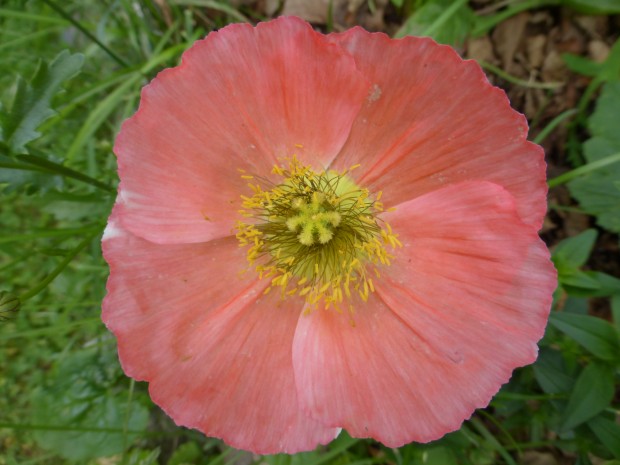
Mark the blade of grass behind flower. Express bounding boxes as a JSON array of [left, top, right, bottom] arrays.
[[16, 154, 115, 192], [64, 74, 142, 163], [64, 42, 190, 165], [0, 225, 104, 244], [39, 24, 187, 133], [470, 417, 518, 465], [41, 0, 130, 68], [41, 70, 137, 132], [120, 379, 136, 463], [0, 422, 150, 435], [170, 0, 250, 23], [478, 409, 522, 456], [0, 318, 100, 341], [0, 7, 68, 24], [0, 27, 63, 53]]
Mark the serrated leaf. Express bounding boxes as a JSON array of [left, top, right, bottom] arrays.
[[31, 350, 149, 461], [395, 0, 475, 46], [568, 81, 620, 234], [549, 312, 620, 360], [2, 50, 83, 153], [561, 362, 615, 431]]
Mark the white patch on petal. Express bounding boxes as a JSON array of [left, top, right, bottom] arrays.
[[102, 221, 124, 242], [118, 189, 140, 207]]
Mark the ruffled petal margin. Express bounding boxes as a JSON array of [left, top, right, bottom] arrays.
[[102, 216, 339, 454], [115, 16, 369, 245], [292, 182, 556, 446], [328, 28, 548, 230]]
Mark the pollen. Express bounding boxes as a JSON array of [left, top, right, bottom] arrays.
[[235, 156, 401, 311]]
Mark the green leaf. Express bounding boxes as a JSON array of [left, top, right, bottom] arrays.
[[533, 348, 574, 394], [30, 350, 149, 461], [553, 229, 598, 268], [168, 442, 203, 465], [562, 0, 620, 14], [563, 53, 605, 77], [588, 415, 620, 459], [552, 229, 603, 293], [585, 81, 620, 144], [613, 295, 620, 331], [1, 50, 83, 153], [563, 271, 620, 298], [549, 312, 620, 360], [560, 270, 601, 290], [568, 81, 620, 234], [561, 362, 615, 431], [421, 446, 458, 465], [395, 0, 475, 46]]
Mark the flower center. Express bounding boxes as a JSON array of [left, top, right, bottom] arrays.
[[286, 192, 341, 246], [236, 157, 401, 312]]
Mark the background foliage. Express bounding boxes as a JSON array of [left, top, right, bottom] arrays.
[[1, 0, 619, 464]]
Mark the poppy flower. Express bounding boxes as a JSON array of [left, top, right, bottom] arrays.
[[102, 16, 557, 454]]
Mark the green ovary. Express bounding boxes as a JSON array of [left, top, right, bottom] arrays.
[[285, 192, 342, 246]]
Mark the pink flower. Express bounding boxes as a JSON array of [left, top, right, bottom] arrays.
[[103, 16, 557, 454]]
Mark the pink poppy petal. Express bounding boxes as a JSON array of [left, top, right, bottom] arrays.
[[327, 29, 547, 229], [293, 182, 555, 446], [116, 16, 369, 244], [102, 219, 338, 453]]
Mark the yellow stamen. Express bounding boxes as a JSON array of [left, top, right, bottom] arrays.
[[235, 156, 401, 309]]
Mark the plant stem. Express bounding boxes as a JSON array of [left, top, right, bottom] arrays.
[[480, 61, 564, 90], [473, 0, 561, 36], [533, 109, 578, 144], [548, 152, 620, 188]]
